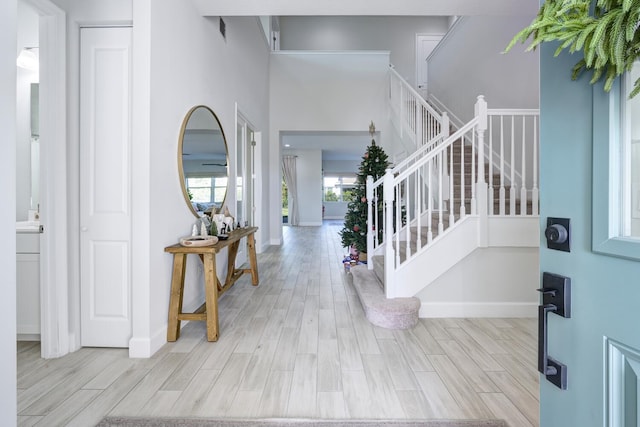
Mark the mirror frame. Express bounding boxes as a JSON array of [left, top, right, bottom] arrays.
[[178, 105, 229, 218]]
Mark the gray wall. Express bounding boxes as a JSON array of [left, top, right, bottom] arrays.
[[279, 16, 450, 86], [427, 15, 539, 122]]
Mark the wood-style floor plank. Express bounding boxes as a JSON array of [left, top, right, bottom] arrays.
[[16, 222, 539, 425]]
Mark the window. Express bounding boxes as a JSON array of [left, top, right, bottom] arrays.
[[592, 65, 640, 260], [622, 63, 640, 238], [186, 176, 227, 204], [323, 175, 357, 202]]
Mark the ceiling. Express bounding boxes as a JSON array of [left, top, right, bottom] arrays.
[[193, 0, 537, 17]]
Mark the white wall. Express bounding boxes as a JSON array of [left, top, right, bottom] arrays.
[[16, 2, 39, 221], [34, 0, 269, 357], [428, 15, 539, 123], [279, 16, 449, 86], [269, 51, 389, 244], [140, 4, 270, 356], [1, 0, 18, 422], [416, 247, 539, 317]]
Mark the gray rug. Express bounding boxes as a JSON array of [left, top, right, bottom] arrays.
[[96, 417, 508, 427]]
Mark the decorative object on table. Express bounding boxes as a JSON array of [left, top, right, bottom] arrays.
[[218, 223, 229, 240], [211, 213, 225, 236], [339, 121, 389, 260], [223, 215, 234, 232], [505, 0, 640, 98], [218, 206, 235, 231], [210, 220, 218, 236], [200, 220, 208, 236], [191, 224, 198, 236], [179, 235, 218, 247]]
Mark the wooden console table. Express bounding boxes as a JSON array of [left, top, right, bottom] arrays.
[[164, 226, 259, 342]]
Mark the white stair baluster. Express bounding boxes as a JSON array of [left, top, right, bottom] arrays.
[[532, 115, 539, 215], [510, 115, 516, 216], [520, 116, 527, 216], [488, 117, 494, 215], [499, 115, 505, 215]]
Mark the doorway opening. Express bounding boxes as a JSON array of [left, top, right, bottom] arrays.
[[282, 177, 289, 225]]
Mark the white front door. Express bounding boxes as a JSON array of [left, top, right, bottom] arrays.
[[79, 26, 132, 347], [415, 34, 443, 97]]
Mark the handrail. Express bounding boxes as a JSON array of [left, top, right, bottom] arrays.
[[393, 117, 478, 184], [389, 65, 442, 119], [388, 64, 446, 151]]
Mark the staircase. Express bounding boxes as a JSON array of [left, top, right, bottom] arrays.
[[348, 66, 539, 329]]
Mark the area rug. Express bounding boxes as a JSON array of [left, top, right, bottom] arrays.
[[96, 417, 508, 427]]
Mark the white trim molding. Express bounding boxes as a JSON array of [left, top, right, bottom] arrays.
[[420, 302, 537, 318]]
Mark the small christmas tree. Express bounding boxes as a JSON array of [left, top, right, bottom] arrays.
[[339, 122, 390, 254]]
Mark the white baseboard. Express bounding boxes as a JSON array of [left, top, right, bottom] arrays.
[[298, 222, 323, 226], [270, 237, 283, 245], [17, 333, 41, 341], [129, 325, 166, 358], [419, 302, 537, 318]]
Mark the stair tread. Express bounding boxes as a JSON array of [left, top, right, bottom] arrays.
[[349, 265, 420, 329]]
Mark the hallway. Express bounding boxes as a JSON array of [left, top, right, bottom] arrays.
[[17, 223, 538, 426]]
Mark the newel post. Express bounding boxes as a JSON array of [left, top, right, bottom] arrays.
[[383, 169, 395, 298], [366, 175, 374, 271], [475, 95, 489, 247]]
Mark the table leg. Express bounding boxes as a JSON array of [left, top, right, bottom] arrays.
[[203, 253, 219, 342], [167, 253, 187, 342], [248, 232, 259, 286], [225, 240, 240, 285]]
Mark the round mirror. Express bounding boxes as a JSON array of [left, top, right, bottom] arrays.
[[178, 105, 229, 218]]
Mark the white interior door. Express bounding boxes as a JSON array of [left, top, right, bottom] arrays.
[[79, 26, 132, 347], [415, 34, 443, 97]]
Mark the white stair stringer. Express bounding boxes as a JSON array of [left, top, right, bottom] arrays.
[[391, 216, 479, 298]]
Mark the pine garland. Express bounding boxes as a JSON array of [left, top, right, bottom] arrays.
[[506, 0, 640, 97]]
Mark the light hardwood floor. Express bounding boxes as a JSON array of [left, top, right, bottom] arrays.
[[17, 222, 539, 426]]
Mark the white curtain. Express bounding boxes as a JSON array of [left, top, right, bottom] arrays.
[[282, 155, 299, 226]]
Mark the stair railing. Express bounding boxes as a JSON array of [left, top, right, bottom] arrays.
[[389, 65, 445, 150], [367, 96, 540, 298]]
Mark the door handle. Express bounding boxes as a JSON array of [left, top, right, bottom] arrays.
[[538, 303, 558, 375], [537, 273, 571, 390]]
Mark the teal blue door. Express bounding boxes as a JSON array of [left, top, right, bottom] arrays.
[[540, 44, 640, 425]]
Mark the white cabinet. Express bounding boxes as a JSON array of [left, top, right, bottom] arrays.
[[17, 232, 40, 340]]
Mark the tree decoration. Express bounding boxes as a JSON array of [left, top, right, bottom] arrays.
[[505, 0, 640, 97], [339, 122, 390, 253]]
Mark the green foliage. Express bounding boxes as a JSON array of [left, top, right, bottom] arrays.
[[339, 140, 390, 253], [282, 179, 288, 208], [505, 0, 640, 97], [324, 190, 339, 202]]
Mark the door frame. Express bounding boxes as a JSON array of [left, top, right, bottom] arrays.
[[235, 104, 263, 253], [25, 0, 70, 359], [415, 33, 444, 95]]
